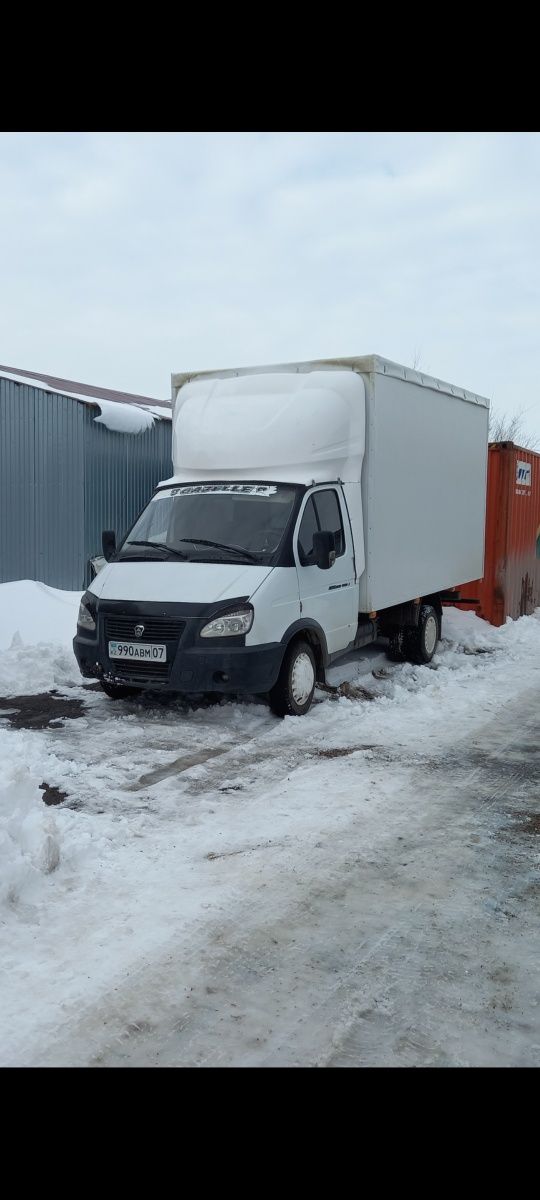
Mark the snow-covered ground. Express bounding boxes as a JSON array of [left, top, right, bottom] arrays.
[[0, 581, 539, 1067]]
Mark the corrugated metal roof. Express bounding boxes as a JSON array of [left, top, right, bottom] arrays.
[[0, 362, 171, 412]]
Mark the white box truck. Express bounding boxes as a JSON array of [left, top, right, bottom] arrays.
[[74, 356, 489, 716]]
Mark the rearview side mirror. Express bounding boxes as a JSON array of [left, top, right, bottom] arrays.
[[102, 530, 117, 561], [89, 555, 106, 579], [313, 530, 336, 570]]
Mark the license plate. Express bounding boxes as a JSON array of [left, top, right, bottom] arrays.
[[108, 640, 167, 662]]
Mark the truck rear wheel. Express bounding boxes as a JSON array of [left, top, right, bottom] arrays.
[[269, 639, 316, 717], [404, 604, 439, 665]]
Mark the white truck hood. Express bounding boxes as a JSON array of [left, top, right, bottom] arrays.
[[88, 560, 273, 604]]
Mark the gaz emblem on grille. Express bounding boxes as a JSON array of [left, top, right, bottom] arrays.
[[134, 624, 145, 637]]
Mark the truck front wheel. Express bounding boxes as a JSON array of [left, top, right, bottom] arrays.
[[269, 639, 316, 717], [405, 604, 439, 665]]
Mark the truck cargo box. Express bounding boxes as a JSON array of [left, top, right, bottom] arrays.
[[352, 358, 489, 610], [172, 356, 489, 615]]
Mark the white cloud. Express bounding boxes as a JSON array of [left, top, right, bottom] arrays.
[[0, 132, 539, 438]]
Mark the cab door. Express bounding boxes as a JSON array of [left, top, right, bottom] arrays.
[[293, 486, 357, 654]]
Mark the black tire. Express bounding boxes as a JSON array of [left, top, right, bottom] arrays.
[[404, 604, 439, 665], [268, 639, 316, 717], [386, 630, 406, 662], [99, 680, 142, 700]]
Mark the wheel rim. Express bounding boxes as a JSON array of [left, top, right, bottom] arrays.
[[291, 651, 315, 705], [424, 614, 438, 656]]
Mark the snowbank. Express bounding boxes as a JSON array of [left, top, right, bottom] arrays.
[[0, 580, 81, 650], [0, 581, 82, 694], [0, 734, 61, 904], [442, 604, 540, 653]]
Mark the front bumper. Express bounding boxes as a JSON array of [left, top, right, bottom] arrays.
[[73, 602, 283, 694]]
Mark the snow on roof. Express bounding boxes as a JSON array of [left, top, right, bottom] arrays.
[[0, 363, 172, 434]]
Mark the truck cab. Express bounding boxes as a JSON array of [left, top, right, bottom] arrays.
[[74, 477, 361, 715]]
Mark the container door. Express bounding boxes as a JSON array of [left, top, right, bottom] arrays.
[[294, 487, 357, 654]]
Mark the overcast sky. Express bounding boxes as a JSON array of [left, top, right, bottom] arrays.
[[1, 131, 539, 439]]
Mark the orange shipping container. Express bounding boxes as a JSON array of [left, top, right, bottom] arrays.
[[462, 442, 540, 626]]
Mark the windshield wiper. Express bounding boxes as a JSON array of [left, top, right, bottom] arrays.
[[179, 538, 261, 563], [122, 540, 188, 559]]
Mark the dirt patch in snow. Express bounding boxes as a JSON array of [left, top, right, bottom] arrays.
[[0, 691, 86, 729], [40, 782, 69, 807], [320, 681, 376, 701], [316, 745, 377, 759], [510, 812, 540, 836]]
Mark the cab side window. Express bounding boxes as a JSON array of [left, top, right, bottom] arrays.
[[313, 490, 345, 557], [297, 497, 319, 564], [297, 489, 345, 565]]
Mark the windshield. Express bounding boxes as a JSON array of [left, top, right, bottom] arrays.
[[119, 483, 298, 563]]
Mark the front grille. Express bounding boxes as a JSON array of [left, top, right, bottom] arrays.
[[111, 660, 170, 684], [103, 613, 186, 686], [104, 616, 185, 641]]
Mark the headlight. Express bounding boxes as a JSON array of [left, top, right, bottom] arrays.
[[200, 607, 253, 638], [77, 597, 96, 631]]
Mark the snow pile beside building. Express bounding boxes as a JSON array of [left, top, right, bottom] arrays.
[[0, 640, 82, 697], [442, 604, 540, 653], [0, 580, 81, 649], [0, 580, 82, 694]]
